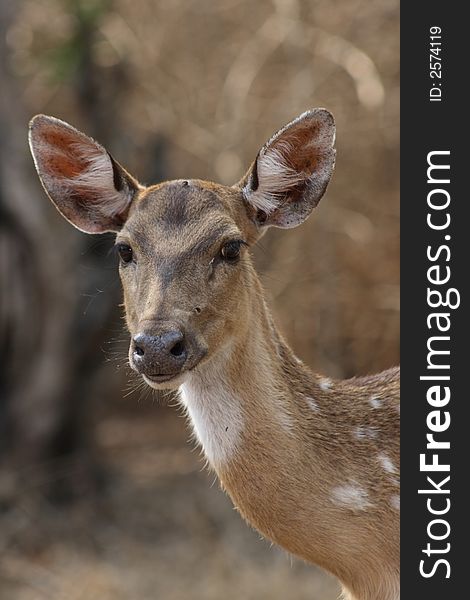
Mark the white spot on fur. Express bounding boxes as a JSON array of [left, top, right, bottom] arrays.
[[305, 396, 320, 412], [377, 452, 396, 475], [319, 377, 332, 391], [377, 453, 400, 487], [369, 396, 382, 409], [331, 482, 372, 510], [244, 142, 307, 214], [390, 495, 400, 511], [353, 425, 379, 440]]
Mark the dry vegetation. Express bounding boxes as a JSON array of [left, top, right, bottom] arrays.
[[1, 0, 398, 598]]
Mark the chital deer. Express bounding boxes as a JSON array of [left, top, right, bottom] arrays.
[[29, 109, 400, 600]]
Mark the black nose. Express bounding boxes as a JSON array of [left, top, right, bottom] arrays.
[[132, 329, 187, 376]]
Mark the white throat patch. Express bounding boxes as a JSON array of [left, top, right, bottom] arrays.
[[179, 370, 244, 469]]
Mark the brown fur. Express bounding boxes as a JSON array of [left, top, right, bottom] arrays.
[[29, 110, 400, 600]]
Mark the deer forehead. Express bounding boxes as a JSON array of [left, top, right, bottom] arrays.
[[137, 179, 226, 216], [121, 180, 246, 254]]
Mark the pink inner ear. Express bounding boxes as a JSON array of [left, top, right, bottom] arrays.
[[40, 128, 92, 180], [271, 122, 322, 176]]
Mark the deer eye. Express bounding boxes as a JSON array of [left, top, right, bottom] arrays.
[[116, 243, 133, 264], [220, 240, 244, 262]]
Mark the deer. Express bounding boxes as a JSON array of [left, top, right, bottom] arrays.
[[28, 109, 400, 600]]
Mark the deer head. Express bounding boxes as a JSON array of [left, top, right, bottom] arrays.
[[29, 110, 335, 390]]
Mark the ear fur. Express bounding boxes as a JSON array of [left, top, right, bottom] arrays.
[[239, 109, 336, 228], [29, 115, 140, 233]]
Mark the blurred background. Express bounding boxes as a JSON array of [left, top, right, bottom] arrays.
[[0, 0, 399, 598]]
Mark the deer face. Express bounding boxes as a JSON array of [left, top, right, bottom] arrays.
[[115, 179, 258, 388], [29, 110, 335, 389]]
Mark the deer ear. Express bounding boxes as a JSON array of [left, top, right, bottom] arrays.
[[28, 115, 140, 234], [239, 109, 336, 229]]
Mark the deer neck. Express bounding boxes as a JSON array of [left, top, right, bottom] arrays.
[[179, 272, 302, 470], [178, 272, 336, 533], [178, 276, 344, 565]]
